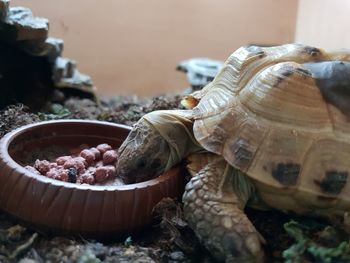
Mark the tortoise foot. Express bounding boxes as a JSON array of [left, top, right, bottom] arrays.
[[183, 157, 264, 262]]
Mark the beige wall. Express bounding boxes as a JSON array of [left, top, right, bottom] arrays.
[[295, 0, 350, 50], [12, 0, 298, 96]]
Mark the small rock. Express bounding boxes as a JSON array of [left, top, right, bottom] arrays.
[[19, 37, 64, 62], [18, 258, 37, 263], [0, 0, 10, 21], [53, 57, 96, 97], [77, 249, 102, 263], [123, 247, 136, 256], [169, 251, 185, 261], [2, 7, 49, 42], [85, 242, 108, 260], [53, 57, 76, 81], [177, 58, 223, 93], [50, 89, 66, 103], [57, 69, 95, 94]]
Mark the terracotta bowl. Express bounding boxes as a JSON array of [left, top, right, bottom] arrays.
[[0, 120, 183, 238]]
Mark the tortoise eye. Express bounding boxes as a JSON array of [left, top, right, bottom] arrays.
[[136, 157, 147, 168]]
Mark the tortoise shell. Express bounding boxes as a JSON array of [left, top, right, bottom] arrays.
[[190, 44, 350, 214]]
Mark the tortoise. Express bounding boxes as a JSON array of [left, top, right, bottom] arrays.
[[117, 43, 350, 262]]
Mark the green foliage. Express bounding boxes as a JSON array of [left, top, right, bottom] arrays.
[[283, 220, 350, 263], [38, 103, 71, 120]]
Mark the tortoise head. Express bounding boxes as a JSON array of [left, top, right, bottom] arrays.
[[117, 120, 171, 184]]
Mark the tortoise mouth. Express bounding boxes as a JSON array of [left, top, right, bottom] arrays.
[[117, 147, 160, 184], [117, 167, 157, 184], [117, 170, 137, 184]]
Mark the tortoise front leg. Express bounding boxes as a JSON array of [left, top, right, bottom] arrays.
[[183, 155, 264, 263]]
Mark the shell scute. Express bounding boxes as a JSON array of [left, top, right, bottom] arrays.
[[298, 139, 350, 199], [246, 127, 313, 189], [192, 44, 350, 212], [271, 162, 301, 187], [222, 117, 267, 173], [239, 62, 331, 128]]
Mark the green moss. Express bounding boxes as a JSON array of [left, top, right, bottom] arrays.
[[37, 103, 70, 120], [283, 220, 350, 263]]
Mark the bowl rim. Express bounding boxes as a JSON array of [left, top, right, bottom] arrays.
[[0, 119, 175, 191]]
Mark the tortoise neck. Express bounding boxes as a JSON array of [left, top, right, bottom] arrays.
[[143, 110, 203, 171]]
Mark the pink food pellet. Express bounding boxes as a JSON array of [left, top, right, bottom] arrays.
[[24, 165, 40, 175], [74, 156, 87, 165], [94, 165, 116, 182], [63, 157, 86, 171], [46, 172, 54, 179], [103, 150, 118, 165], [46, 168, 58, 179], [45, 166, 69, 182], [53, 169, 69, 182], [30, 143, 121, 185], [56, 156, 72, 165], [94, 167, 109, 182], [78, 167, 86, 175], [96, 144, 112, 155], [49, 162, 58, 169], [105, 165, 117, 177], [87, 166, 96, 174], [34, 159, 51, 175], [78, 172, 95, 185], [89, 147, 101, 160], [95, 160, 104, 167], [80, 149, 95, 165]]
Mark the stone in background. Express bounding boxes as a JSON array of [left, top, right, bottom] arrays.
[[176, 58, 223, 94], [0, 1, 95, 108]]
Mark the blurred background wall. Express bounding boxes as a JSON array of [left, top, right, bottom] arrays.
[[295, 0, 350, 50], [11, 0, 300, 96]]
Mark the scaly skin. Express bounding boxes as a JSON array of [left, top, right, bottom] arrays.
[[183, 155, 264, 263], [117, 110, 201, 183], [117, 110, 264, 262]]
